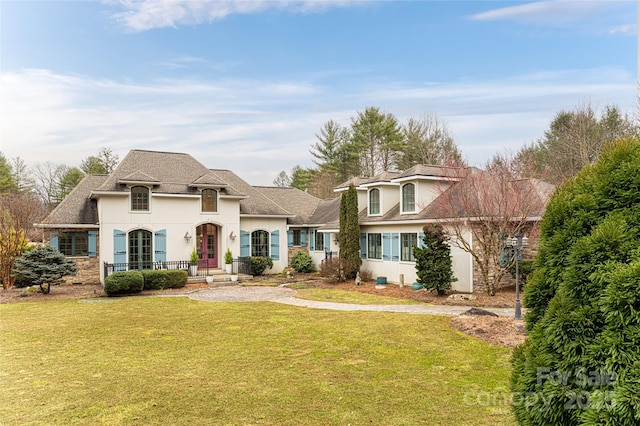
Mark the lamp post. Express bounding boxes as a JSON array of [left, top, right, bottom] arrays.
[[499, 231, 528, 320]]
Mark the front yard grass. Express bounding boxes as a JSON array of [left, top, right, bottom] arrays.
[[0, 297, 515, 425], [294, 287, 424, 304]]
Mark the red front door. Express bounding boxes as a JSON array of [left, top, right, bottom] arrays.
[[196, 224, 218, 268]]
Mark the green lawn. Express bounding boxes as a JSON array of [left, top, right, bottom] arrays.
[[294, 288, 424, 305], [1, 297, 515, 425]]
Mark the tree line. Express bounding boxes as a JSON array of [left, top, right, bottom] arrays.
[[275, 104, 638, 197]]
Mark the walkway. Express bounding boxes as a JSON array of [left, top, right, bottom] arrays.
[[186, 286, 516, 317]]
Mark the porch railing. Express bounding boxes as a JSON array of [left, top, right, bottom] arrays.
[[103, 258, 252, 279]]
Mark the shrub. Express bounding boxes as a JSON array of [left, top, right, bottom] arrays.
[[290, 251, 314, 273], [250, 256, 273, 276], [13, 245, 77, 294], [141, 270, 187, 290], [511, 136, 640, 425], [413, 224, 456, 295], [319, 258, 353, 283], [224, 248, 233, 265], [358, 269, 373, 282], [104, 271, 144, 296]]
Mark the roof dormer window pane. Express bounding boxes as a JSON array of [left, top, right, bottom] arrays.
[[402, 183, 415, 213], [369, 189, 380, 215], [131, 186, 149, 211]]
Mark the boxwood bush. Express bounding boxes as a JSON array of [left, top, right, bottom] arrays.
[[250, 256, 273, 276], [104, 271, 144, 296], [141, 270, 187, 290], [290, 251, 314, 273]]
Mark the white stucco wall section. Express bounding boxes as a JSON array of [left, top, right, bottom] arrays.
[[97, 192, 241, 281], [359, 224, 473, 293], [239, 217, 289, 273]]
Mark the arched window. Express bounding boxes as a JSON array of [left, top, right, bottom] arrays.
[[402, 183, 415, 213], [131, 186, 149, 211], [251, 230, 269, 257], [129, 229, 152, 270], [369, 189, 380, 215], [201, 189, 218, 212]]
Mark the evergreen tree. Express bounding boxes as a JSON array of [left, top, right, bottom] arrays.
[[338, 184, 361, 277], [511, 136, 640, 425], [0, 152, 17, 194], [413, 224, 456, 295], [13, 245, 77, 294]]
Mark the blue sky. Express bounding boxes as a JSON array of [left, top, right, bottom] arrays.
[[1, 1, 636, 185]]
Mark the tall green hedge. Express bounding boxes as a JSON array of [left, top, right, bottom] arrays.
[[511, 137, 640, 425]]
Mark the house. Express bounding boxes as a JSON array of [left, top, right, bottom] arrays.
[[35, 150, 321, 284], [36, 149, 551, 293]]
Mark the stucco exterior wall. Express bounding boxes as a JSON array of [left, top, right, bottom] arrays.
[[97, 192, 242, 281], [239, 217, 288, 273]]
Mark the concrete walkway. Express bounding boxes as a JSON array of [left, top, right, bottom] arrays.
[[186, 285, 516, 317]]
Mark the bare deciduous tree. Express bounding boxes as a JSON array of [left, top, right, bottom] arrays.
[[429, 157, 553, 295]]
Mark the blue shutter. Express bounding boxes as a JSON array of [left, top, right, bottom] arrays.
[[114, 229, 126, 271], [287, 230, 293, 247], [360, 233, 367, 258], [270, 230, 280, 261], [391, 233, 399, 262], [88, 231, 97, 257], [50, 232, 59, 250], [382, 233, 391, 261], [301, 230, 307, 246], [310, 230, 315, 251], [418, 232, 425, 248], [240, 230, 250, 257], [154, 229, 166, 262], [324, 233, 331, 252]]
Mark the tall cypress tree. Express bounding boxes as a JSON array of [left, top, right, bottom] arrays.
[[339, 184, 361, 277]]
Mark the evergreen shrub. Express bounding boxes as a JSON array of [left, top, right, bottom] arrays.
[[141, 270, 187, 289], [290, 251, 314, 273], [104, 271, 144, 296], [511, 137, 640, 425], [250, 256, 273, 276]]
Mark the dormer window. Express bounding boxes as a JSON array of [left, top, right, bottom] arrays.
[[131, 186, 149, 211], [402, 183, 415, 213], [369, 189, 380, 215], [201, 189, 218, 212]]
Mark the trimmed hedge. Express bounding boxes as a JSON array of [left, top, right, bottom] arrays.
[[141, 270, 187, 290], [104, 271, 144, 296], [250, 256, 273, 276]]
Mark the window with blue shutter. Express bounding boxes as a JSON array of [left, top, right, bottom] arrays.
[[88, 231, 97, 257], [310, 230, 315, 251], [382, 233, 391, 261], [418, 232, 425, 248], [288, 230, 293, 247], [240, 230, 250, 257], [360, 233, 367, 258], [50, 232, 59, 250], [324, 233, 331, 252], [301, 230, 307, 246], [114, 229, 126, 271], [391, 233, 399, 261], [154, 229, 166, 263], [270, 230, 280, 261]]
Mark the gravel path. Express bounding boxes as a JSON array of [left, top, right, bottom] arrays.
[[187, 286, 515, 317]]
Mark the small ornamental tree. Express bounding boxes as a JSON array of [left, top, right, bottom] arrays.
[[13, 245, 77, 294], [413, 224, 456, 295], [511, 136, 640, 425]]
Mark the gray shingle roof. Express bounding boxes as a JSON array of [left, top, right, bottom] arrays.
[[393, 164, 465, 180], [40, 174, 108, 225], [308, 197, 341, 225], [211, 170, 291, 216], [255, 187, 322, 224]]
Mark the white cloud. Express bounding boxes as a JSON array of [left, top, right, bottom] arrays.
[[469, 1, 620, 25], [609, 24, 637, 35], [110, 0, 366, 32], [1, 67, 635, 184]]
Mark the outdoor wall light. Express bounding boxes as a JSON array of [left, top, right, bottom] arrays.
[[184, 231, 192, 242], [229, 231, 236, 241]]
